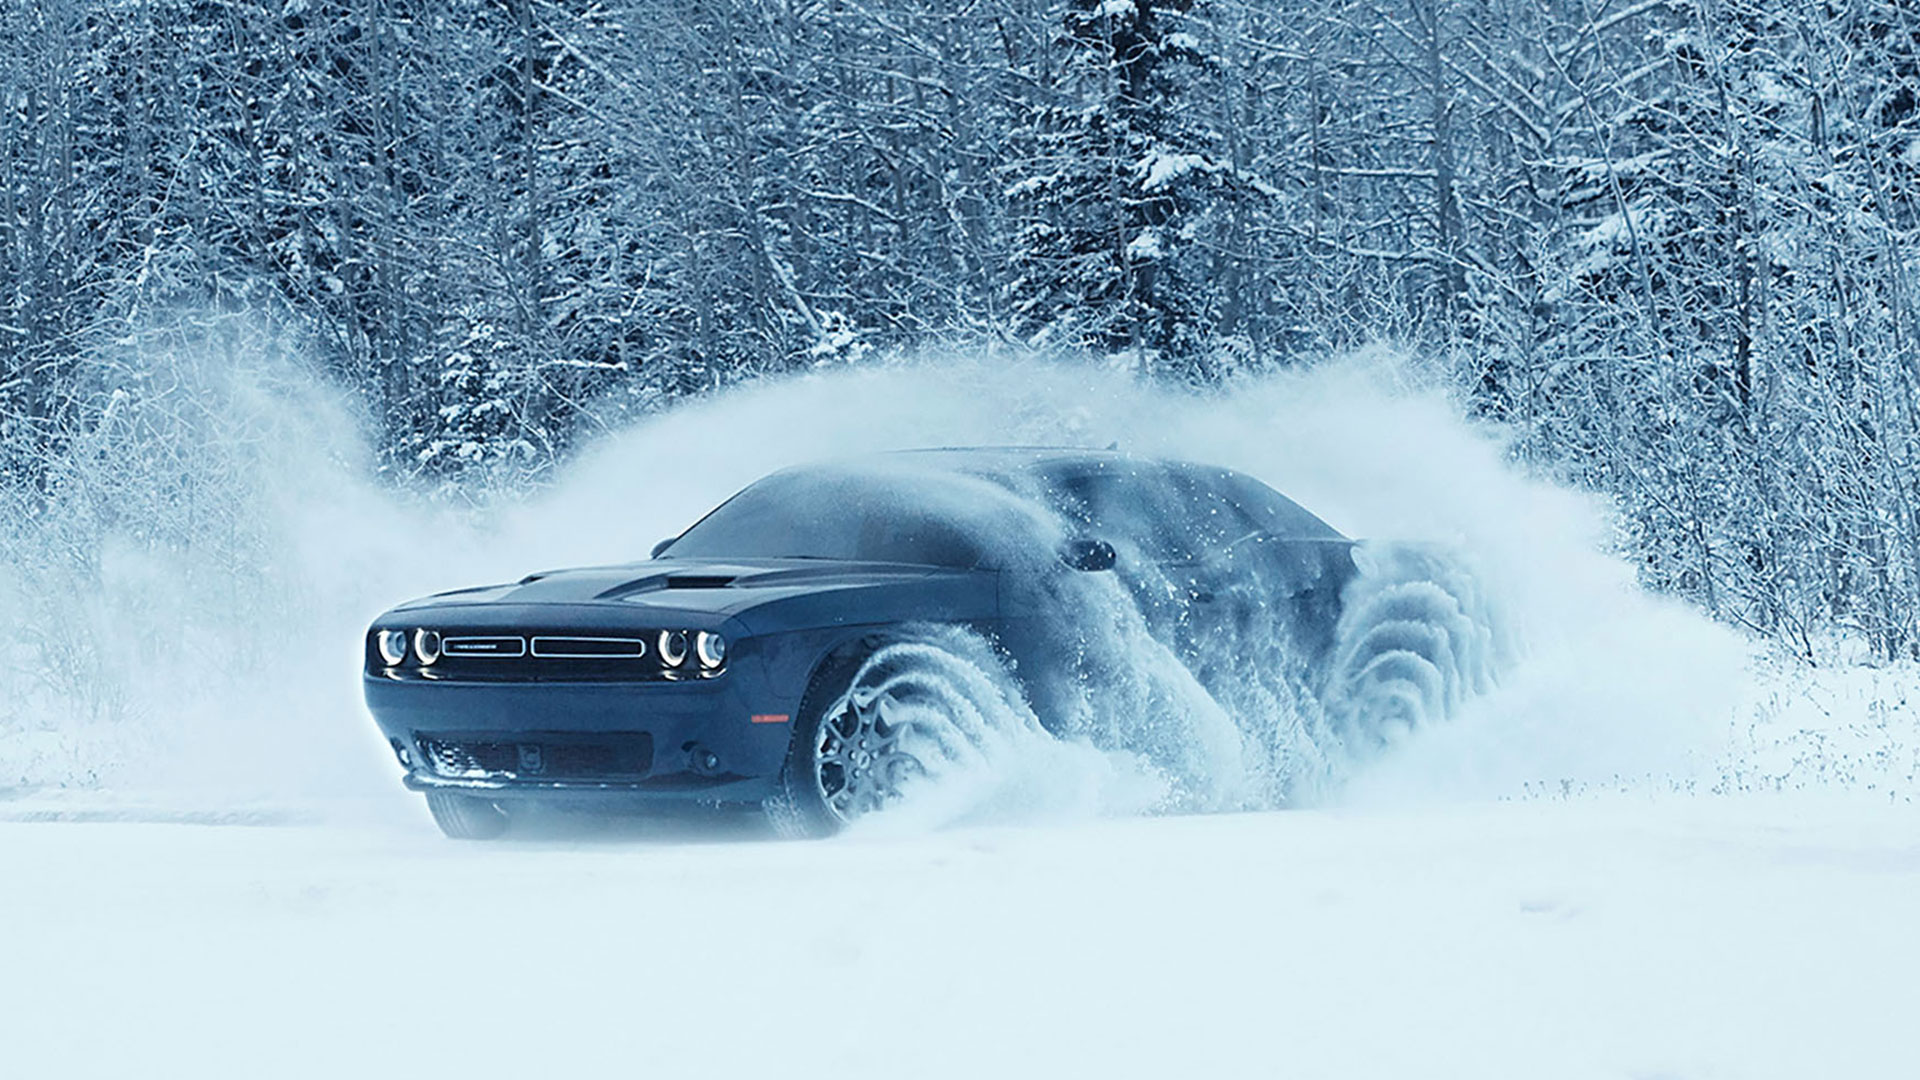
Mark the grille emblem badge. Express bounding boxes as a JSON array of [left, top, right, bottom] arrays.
[[441, 636, 527, 658]]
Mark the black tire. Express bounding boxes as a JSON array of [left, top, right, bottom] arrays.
[[424, 791, 511, 840], [764, 719, 839, 840], [764, 660, 864, 840]]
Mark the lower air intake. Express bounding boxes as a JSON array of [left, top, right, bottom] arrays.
[[417, 732, 654, 781]]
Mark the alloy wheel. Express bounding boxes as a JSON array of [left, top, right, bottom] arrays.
[[811, 688, 927, 821]]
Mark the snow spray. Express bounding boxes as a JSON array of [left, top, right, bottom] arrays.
[[0, 342, 1755, 817]]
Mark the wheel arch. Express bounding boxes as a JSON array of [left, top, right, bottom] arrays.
[[793, 630, 891, 731], [779, 619, 1011, 753]]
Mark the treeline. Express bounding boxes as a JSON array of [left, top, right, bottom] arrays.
[[4, 0, 1920, 659]]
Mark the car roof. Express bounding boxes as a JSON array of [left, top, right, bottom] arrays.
[[854, 446, 1180, 474], [685, 446, 1345, 557]]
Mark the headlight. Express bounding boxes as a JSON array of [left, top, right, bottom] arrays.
[[694, 631, 727, 670], [657, 629, 688, 667], [376, 630, 410, 667], [413, 628, 442, 666]]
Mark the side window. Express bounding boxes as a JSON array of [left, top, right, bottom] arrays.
[[1047, 464, 1199, 563]]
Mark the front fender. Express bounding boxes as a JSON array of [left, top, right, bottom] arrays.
[[737, 570, 1003, 717]]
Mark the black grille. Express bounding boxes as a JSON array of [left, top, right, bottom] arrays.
[[420, 737, 517, 777], [530, 636, 645, 658], [417, 732, 654, 781]]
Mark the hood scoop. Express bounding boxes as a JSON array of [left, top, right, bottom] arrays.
[[582, 559, 942, 603], [590, 571, 736, 601]]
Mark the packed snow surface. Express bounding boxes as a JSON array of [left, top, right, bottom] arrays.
[[1, 798, 1914, 1079]]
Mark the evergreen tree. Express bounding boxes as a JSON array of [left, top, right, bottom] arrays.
[[1003, 0, 1269, 381]]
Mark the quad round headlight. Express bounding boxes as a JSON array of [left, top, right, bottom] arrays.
[[657, 629, 688, 667], [694, 631, 727, 670], [413, 628, 442, 666], [376, 630, 410, 667]]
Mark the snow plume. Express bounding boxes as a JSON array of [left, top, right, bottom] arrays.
[[2, 338, 1758, 816], [0, 318, 461, 801], [822, 626, 1168, 833]]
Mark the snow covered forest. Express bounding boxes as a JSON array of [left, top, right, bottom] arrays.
[[4, 0, 1920, 660]]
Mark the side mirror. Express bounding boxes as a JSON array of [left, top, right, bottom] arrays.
[[650, 537, 675, 559], [1059, 538, 1118, 573]]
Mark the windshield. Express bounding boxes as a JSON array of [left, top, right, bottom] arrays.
[[659, 466, 992, 568]]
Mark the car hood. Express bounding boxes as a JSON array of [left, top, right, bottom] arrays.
[[391, 558, 985, 620]]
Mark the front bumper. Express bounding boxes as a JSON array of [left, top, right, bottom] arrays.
[[364, 644, 799, 808]]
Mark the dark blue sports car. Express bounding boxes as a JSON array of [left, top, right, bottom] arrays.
[[364, 448, 1472, 839]]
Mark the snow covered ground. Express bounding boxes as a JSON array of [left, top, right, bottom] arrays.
[[1, 794, 1913, 1079]]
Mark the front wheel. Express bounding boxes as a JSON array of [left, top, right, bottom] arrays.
[[766, 662, 929, 839], [764, 633, 1023, 839], [424, 791, 510, 840]]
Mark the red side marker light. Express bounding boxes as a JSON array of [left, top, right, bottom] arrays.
[[750, 713, 790, 725]]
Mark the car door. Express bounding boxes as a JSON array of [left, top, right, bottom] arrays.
[[1157, 468, 1276, 682]]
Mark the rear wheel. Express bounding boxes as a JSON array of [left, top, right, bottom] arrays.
[[1321, 542, 1501, 753], [424, 791, 510, 840]]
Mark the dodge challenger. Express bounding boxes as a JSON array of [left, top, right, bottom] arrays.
[[363, 448, 1379, 839]]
